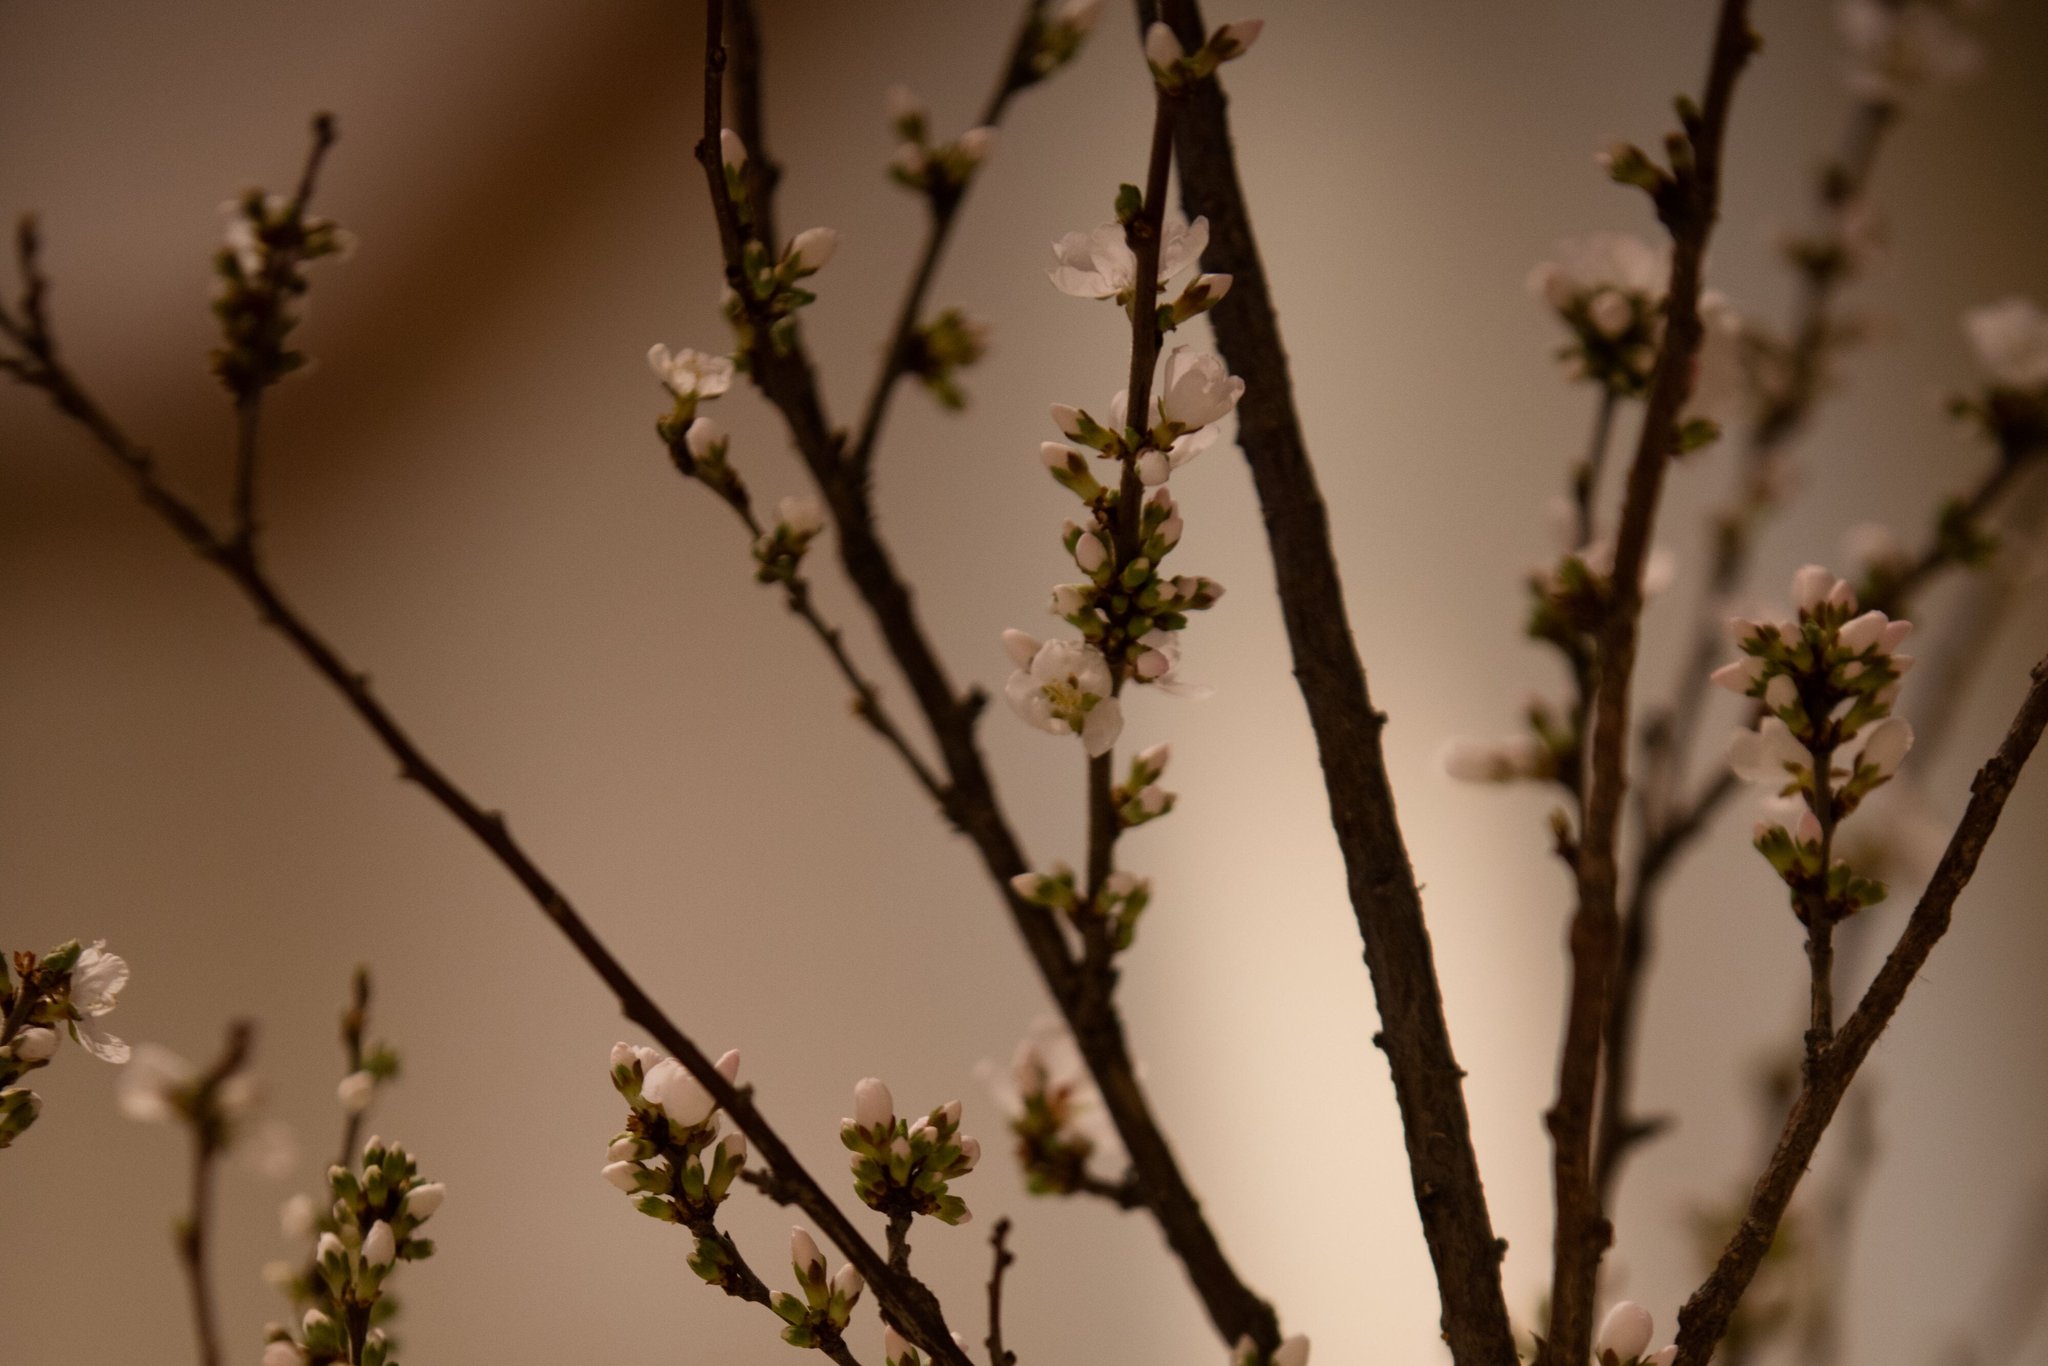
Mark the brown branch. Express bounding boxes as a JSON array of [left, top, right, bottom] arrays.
[[692, 4, 1278, 1351], [1144, 0, 1516, 1357], [177, 1020, 254, 1366], [2, 258, 970, 1366], [986, 1217, 1018, 1366], [1543, 6, 1758, 1362], [1672, 651, 2048, 1365], [334, 965, 372, 1171], [846, 0, 1051, 478]]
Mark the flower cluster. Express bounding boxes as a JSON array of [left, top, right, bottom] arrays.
[[839, 1077, 979, 1226], [714, 130, 840, 355], [650, 344, 736, 441], [1143, 18, 1264, 91], [980, 1017, 1126, 1197], [1719, 565, 1915, 921], [1953, 296, 2048, 457], [264, 1136, 443, 1366], [118, 1039, 298, 1181], [885, 85, 997, 206], [755, 495, 827, 584], [1017, 0, 1106, 81], [904, 306, 991, 410], [602, 1043, 749, 1267], [1836, 0, 1982, 103], [212, 184, 352, 402], [1591, 1300, 1677, 1366], [1050, 214, 1222, 317], [1229, 1333, 1312, 1366], [774, 1226, 864, 1350], [1, 939, 129, 1147]]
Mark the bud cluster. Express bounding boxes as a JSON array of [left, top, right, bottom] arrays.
[[1527, 233, 1669, 398], [1, 938, 131, 1147], [603, 1043, 749, 1264], [1016, 0, 1105, 81], [840, 1077, 979, 1227], [773, 1226, 865, 1350], [1950, 296, 2048, 462], [905, 307, 991, 410], [1142, 18, 1264, 91], [212, 185, 351, 402], [267, 1136, 443, 1366], [984, 1019, 1125, 1199], [884, 86, 997, 209], [715, 129, 840, 357], [754, 495, 827, 584], [1719, 565, 1916, 922]]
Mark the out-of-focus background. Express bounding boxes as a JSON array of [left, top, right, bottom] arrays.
[[4, 2, 2046, 1362]]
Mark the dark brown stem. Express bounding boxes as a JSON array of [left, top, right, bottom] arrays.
[[177, 1021, 253, 1366], [1543, 7, 1757, 1362], [1574, 387, 1620, 549], [1146, 1, 1516, 1357], [987, 1217, 1017, 1366], [887, 1211, 913, 1276], [1672, 652, 2048, 1364], [847, 0, 1051, 478], [692, 6, 1278, 1351], [334, 965, 371, 1171]]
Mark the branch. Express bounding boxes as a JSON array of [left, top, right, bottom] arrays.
[[986, 1217, 1018, 1366], [1672, 651, 2048, 1365], [1544, 6, 1758, 1361], [1, 273, 970, 1366], [1146, 0, 1515, 1355], [847, 0, 1051, 478], [691, 5, 1279, 1351], [178, 1020, 254, 1366], [334, 965, 372, 1171]]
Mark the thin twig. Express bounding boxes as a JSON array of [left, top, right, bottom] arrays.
[[177, 1021, 254, 1366], [1672, 651, 2048, 1364], [1543, 6, 1758, 1361], [986, 1217, 1017, 1366], [1146, 0, 1516, 1354], [334, 965, 371, 1171], [691, 5, 1280, 1350]]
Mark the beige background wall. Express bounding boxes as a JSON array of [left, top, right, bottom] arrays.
[[4, 2, 2046, 1363]]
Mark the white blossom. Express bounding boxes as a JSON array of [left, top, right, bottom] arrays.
[[1595, 1302, 1655, 1361], [786, 227, 839, 274], [261, 1340, 302, 1366], [720, 128, 747, 169], [641, 1057, 717, 1128], [601, 1160, 640, 1192], [777, 494, 826, 539], [10, 1027, 57, 1063], [1964, 297, 2048, 390], [361, 1220, 396, 1270], [648, 344, 735, 400], [1143, 21, 1184, 71], [956, 126, 998, 166], [1527, 233, 1668, 310], [1002, 637, 1124, 757], [1856, 714, 1915, 777], [791, 1226, 825, 1280], [1272, 1336, 1311, 1366], [977, 1016, 1126, 1167], [403, 1182, 446, 1219], [68, 940, 130, 1063], [1136, 424, 1218, 486], [1837, 0, 1982, 101], [1213, 20, 1265, 60], [831, 1262, 864, 1305], [1154, 347, 1245, 432], [1047, 216, 1210, 301], [1728, 715, 1815, 787], [854, 1077, 895, 1131], [280, 1193, 318, 1240], [117, 1043, 195, 1123], [337, 1070, 375, 1114]]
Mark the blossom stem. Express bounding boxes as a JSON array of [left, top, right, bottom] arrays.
[[178, 1021, 253, 1366], [986, 1217, 1017, 1366], [848, 0, 1051, 478], [1543, 6, 1758, 1362], [1672, 652, 2048, 1365], [334, 965, 372, 1171]]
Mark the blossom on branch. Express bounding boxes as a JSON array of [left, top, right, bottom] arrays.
[[1048, 216, 1210, 303], [1001, 632, 1124, 757]]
